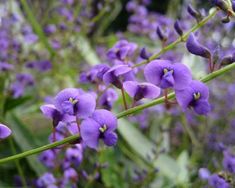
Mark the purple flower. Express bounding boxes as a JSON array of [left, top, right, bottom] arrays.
[[26, 60, 52, 72], [80, 109, 118, 149], [107, 40, 137, 61], [44, 24, 57, 35], [223, 151, 235, 174], [0, 62, 14, 71], [65, 144, 83, 165], [103, 65, 135, 89], [208, 174, 230, 188], [63, 168, 78, 183], [98, 88, 118, 110], [54, 88, 96, 118], [39, 150, 56, 168], [37, 173, 56, 187], [198, 168, 211, 180], [79, 64, 110, 84], [0, 123, 12, 139], [175, 80, 211, 115], [144, 60, 192, 90], [40, 104, 75, 127], [123, 81, 161, 101], [186, 33, 211, 59]]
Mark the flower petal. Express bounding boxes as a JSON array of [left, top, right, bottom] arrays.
[[194, 100, 211, 115], [144, 60, 172, 86], [123, 81, 138, 98], [175, 87, 194, 111], [172, 63, 192, 90], [76, 93, 96, 119], [80, 118, 100, 149], [0, 123, 12, 139], [92, 109, 117, 131], [104, 131, 118, 146]]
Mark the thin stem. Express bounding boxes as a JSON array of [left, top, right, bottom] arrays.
[[181, 115, 200, 147], [132, 8, 219, 68], [0, 135, 79, 164], [121, 87, 128, 110], [0, 62, 235, 164], [9, 138, 27, 188]]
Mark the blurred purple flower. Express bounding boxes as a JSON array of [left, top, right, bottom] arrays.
[[223, 151, 235, 174], [208, 174, 230, 188], [98, 88, 118, 110], [107, 40, 137, 62], [39, 150, 56, 168], [80, 109, 118, 149], [144, 60, 192, 90], [65, 144, 83, 166], [198, 168, 211, 180], [0, 62, 14, 71], [176, 80, 211, 115], [37, 173, 57, 188]]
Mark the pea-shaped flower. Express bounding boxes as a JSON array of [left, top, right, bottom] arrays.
[[54, 88, 96, 118], [80, 109, 118, 149], [123, 81, 161, 101], [144, 60, 192, 90], [175, 80, 211, 115], [0, 123, 12, 139], [103, 65, 134, 89]]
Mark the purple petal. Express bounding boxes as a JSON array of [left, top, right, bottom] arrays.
[[123, 81, 138, 98], [104, 131, 118, 146], [80, 118, 100, 149], [0, 123, 12, 139], [139, 82, 161, 99], [160, 71, 175, 89], [92, 109, 117, 131], [40, 104, 57, 119], [144, 60, 172, 86], [76, 93, 96, 118], [113, 65, 132, 76], [190, 80, 209, 100], [175, 87, 194, 111], [194, 100, 211, 115], [186, 33, 211, 58], [54, 88, 80, 113], [172, 63, 192, 90]]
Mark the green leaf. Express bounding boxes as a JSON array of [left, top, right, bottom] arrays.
[[75, 35, 101, 66], [3, 96, 31, 115], [6, 113, 46, 176], [176, 151, 189, 184], [118, 119, 156, 160]]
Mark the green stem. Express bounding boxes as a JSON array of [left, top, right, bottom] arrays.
[[0, 61, 234, 164], [133, 8, 218, 68], [181, 115, 200, 147], [9, 138, 27, 188], [0, 134, 79, 164]]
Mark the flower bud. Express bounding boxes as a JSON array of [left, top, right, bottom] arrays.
[[140, 47, 151, 60], [213, 0, 230, 12], [187, 5, 203, 22], [220, 54, 235, 66], [156, 26, 167, 42], [186, 33, 211, 59], [174, 20, 183, 36]]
